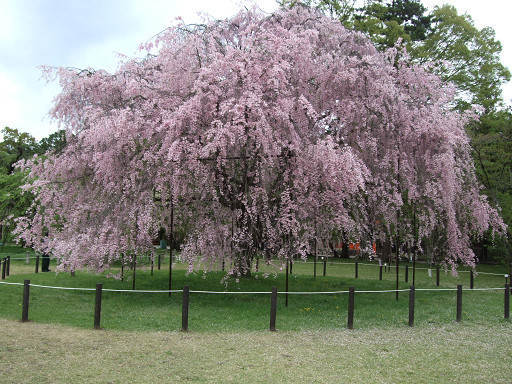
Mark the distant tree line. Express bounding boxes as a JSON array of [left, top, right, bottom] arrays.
[[0, 127, 65, 245]]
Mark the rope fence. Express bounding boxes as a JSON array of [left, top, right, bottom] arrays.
[[2, 280, 510, 331], [3, 254, 510, 288], [291, 258, 510, 290], [311, 257, 508, 275], [2, 253, 511, 331], [1, 280, 508, 294]]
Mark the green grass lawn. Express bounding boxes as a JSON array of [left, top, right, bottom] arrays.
[[1, 248, 511, 383], [0, 251, 510, 332], [1, 319, 511, 384]]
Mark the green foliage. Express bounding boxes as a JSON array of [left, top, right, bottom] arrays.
[[352, 2, 411, 49], [471, 110, 512, 202], [469, 109, 512, 262], [0, 127, 38, 243], [352, 0, 432, 49], [0, 171, 34, 241], [0, 128, 67, 242], [37, 129, 67, 155], [410, 5, 511, 111], [0, 127, 37, 175]]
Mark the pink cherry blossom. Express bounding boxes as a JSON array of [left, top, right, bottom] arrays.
[[15, 6, 505, 276]]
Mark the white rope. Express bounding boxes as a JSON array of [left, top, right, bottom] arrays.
[[190, 290, 270, 294], [297, 260, 511, 277], [191, 290, 348, 295], [462, 287, 507, 291], [356, 289, 411, 293], [5, 255, 508, 277], [415, 288, 459, 291], [281, 291, 348, 295], [29, 284, 95, 291], [415, 287, 507, 292], [103, 289, 181, 293], [0, 281, 507, 294], [473, 271, 509, 276]]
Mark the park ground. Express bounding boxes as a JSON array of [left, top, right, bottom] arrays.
[[0, 248, 511, 383], [1, 319, 511, 383]]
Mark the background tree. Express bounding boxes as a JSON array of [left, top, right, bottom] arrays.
[[351, 0, 432, 50], [468, 108, 512, 265], [0, 127, 37, 245], [0, 127, 38, 175], [0, 128, 66, 246], [410, 5, 510, 112], [37, 130, 66, 155]]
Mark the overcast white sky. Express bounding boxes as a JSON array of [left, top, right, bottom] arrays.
[[0, 0, 511, 140]]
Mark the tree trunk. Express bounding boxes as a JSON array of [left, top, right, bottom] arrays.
[[233, 252, 252, 277]]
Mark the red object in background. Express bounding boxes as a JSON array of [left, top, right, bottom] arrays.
[[335, 242, 376, 253]]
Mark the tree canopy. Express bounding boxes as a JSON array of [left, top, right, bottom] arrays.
[[286, 0, 511, 112], [0, 127, 65, 244], [15, 6, 504, 275], [282, 0, 512, 264]]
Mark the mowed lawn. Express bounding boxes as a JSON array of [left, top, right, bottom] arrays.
[[1, 319, 511, 383], [0, 251, 511, 383], [0, 253, 510, 332]]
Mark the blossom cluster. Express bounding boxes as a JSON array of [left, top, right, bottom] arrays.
[[15, 6, 505, 275]]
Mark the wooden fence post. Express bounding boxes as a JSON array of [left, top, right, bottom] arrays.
[[347, 286, 355, 329], [181, 286, 190, 332], [405, 265, 408, 283], [6, 256, 10, 276], [168, 252, 172, 298], [412, 257, 416, 286], [323, 257, 327, 277], [470, 270, 474, 290], [355, 262, 358, 278], [285, 260, 289, 308], [436, 266, 440, 287], [270, 286, 277, 331], [408, 286, 415, 327], [21, 279, 30, 322], [94, 283, 102, 329], [132, 255, 137, 290], [379, 265, 383, 281], [158, 254, 161, 270], [456, 284, 462, 323], [505, 284, 510, 319], [1, 258, 5, 280], [35, 255, 39, 274], [313, 256, 317, 279], [395, 255, 399, 301]]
